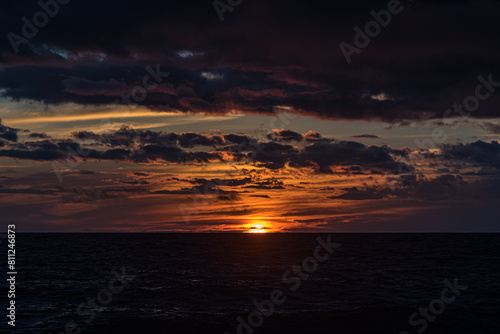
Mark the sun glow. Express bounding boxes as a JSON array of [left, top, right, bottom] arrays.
[[249, 227, 266, 233], [248, 224, 267, 233]]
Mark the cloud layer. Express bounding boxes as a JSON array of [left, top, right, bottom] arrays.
[[1, 0, 500, 122]]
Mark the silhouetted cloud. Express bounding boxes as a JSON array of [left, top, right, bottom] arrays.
[[345, 134, 380, 139], [249, 194, 270, 198], [1, 1, 500, 122], [0, 118, 19, 142], [28, 132, 50, 139], [292, 141, 405, 174], [189, 177, 253, 187], [72, 126, 225, 148], [268, 129, 303, 142], [441, 141, 500, 169], [244, 178, 285, 190], [0, 124, 411, 174]]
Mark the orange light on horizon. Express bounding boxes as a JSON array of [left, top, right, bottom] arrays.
[[248, 224, 267, 233], [249, 228, 266, 233]]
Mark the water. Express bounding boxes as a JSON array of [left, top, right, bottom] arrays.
[[10, 234, 500, 333]]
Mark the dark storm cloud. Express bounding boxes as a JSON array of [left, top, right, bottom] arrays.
[[441, 140, 500, 169], [0, 118, 19, 142], [62, 77, 127, 96], [0, 123, 409, 173], [249, 141, 299, 169], [177, 132, 224, 148], [292, 141, 405, 174], [72, 126, 224, 148], [2, 1, 500, 122], [2, 120, 500, 178], [0, 147, 65, 160], [222, 134, 256, 146], [0, 135, 223, 165], [128, 145, 222, 164]]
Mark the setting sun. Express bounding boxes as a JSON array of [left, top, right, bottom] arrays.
[[248, 225, 267, 233]]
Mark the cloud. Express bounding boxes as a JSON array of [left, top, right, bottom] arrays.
[[249, 194, 270, 198], [1, 1, 500, 122], [132, 171, 151, 177], [0, 187, 57, 195], [392, 174, 468, 201], [345, 134, 380, 139], [0, 148, 65, 160], [244, 178, 285, 190], [72, 126, 225, 148], [151, 189, 194, 195], [223, 134, 254, 144], [1, 122, 499, 190], [63, 77, 128, 96], [0, 118, 19, 142], [217, 193, 241, 201], [330, 187, 386, 200], [268, 129, 303, 142], [0, 124, 410, 174], [484, 123, 500, 134], [28, 132, 50, 139], [130, 145, 222, 164], [189, 177, 253, 187], [72, 170, 98, 175], [293, 141, 405, 174], [441, 140, 500, 169]]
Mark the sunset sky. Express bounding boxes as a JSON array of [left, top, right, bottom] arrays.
[[1, 0, 500, 232]]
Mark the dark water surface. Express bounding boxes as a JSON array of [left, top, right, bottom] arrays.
[[9, 234, 500, 333]]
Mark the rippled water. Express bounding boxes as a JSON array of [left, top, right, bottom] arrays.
[[14, 234, 500, 333]]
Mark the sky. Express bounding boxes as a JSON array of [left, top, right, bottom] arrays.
[[1, 0, 500, 232]]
